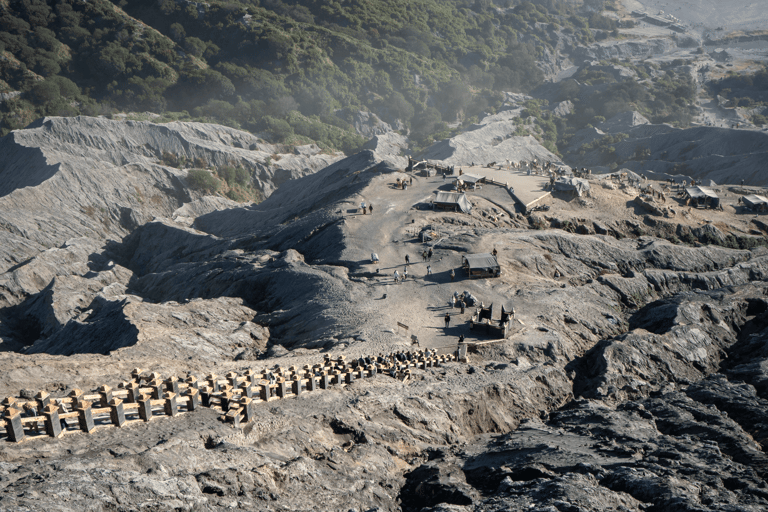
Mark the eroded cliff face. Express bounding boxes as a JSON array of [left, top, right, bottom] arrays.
[[1, 116, 768, 511], [0, 116, 341, 274]]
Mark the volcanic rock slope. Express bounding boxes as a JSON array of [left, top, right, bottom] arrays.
[[1, 119, 768, 511]]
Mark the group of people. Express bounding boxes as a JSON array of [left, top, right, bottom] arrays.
[[394, 252, 435, 283]]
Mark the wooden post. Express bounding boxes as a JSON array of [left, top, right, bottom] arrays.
[[43, 404, 63, 438], [77, 401, 95, 433], [292, 376, 302, 397], [164, 392, 178, 417], [109, 398, 126, 427], [137, 394, 152, 422], [99, 385, 113, 407], [3, 408, 24, 443]]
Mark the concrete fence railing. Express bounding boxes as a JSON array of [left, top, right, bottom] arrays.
[[0, 350, 457, 443]]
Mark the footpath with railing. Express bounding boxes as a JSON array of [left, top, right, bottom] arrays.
[[0, 350, 457, 444]]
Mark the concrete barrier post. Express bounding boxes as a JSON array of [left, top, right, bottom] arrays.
[[242, 397, 254, 423], [43, 404, 63, 438], [36, 391, 51, 412], [164, 392, 178, 417], [126, 382, 141, 403], [220, 390, 233, 412], [99, 385, 113, 407], [77, 401, 95, 433], [149, 379, 164, 400], [307, 375, 318, 392], [109, 398, 126, 427], [206, 374, 219, 393], [260, 382, 270, 402], [240, 381, 253, 399], [185, 375, 199, 390], [165, 376, 180, 395], [3, 408, 24, 443], [200, 386, 212, 407], [226, 371, 239, 389], [320, 372, 330, 389], [70, 389, 85, 409], [137, 394, 152, 422], [277, 379, 287, 398], [186, 388, 200, 411], [292, 376, 302, 397]]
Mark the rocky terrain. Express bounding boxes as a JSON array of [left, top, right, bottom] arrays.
[[0, 107, 768, 511], [1, 0, 768, 508]]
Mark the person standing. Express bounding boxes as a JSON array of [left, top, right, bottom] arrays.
[[369, 204, 373, 214], [444, 313, 450, 329], [422, 250, 428, 262], [428, 248, 433, 261], [403, 267, 408, 281], [394, 270, 400, 284], [426, 265, 432, 276], [405, 254, 410, 265], [450, 269, 455, 282]]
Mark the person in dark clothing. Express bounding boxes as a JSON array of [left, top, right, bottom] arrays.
[[444, 313, 450, 329], [458, 334, 465, 344], [405, 254, 410, 265], [428, 248, 433, 260], [450, 269, 455, 282], [369, 204, 373, 214]]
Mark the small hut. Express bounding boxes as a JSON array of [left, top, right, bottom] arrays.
[[685, 186, 719, 208], [742, 195, 768, 213], [462, 253, 501, 279], [433, 192, 472, 213]]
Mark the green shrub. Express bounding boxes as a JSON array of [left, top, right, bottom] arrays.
[[187, 169, 221, 194]]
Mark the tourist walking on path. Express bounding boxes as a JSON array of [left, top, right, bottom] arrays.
[[422, 250, 428, 262], [394, 270, 400, 284], [450, 269, 455, 282], [426, 265, 432, 276], [444, 313, 450, 329], [403, 267, 408, 281], [428, 248, 433, 260], [405, 254, 410, 265]]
